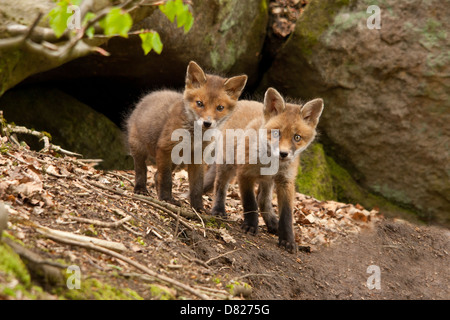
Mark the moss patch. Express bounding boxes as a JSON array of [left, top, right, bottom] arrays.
[[288, 0, 355, 56], [149, 284, 176, 300], [0, 240, 31, 286], [297, 143, 335, 201], [0, 238, 51, 299], [61, 277, 143, 300]]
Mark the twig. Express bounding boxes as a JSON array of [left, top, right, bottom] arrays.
[[6, 124, 83, 157], [24, 12, 44, 41], [106, 171, 134, 186], [65, 214, 132, 228], [122, 224, 143, 236], [192, 208, 206, 237], [36, 225, 127, 252], [205, 249, 240, 266], [174, 207, 181, 237], [180, 253, 210, 269], [48, 144, 83, 157]]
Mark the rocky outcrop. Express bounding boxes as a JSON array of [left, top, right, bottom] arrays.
[[0, 85, 132, 169], [262, 0, 450, 225], [0, 0, 157, 95], [34, 0, 269, 88]]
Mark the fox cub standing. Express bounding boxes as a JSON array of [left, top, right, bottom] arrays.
[[126, 61, 247, 212], [207, 88, 323, 253]]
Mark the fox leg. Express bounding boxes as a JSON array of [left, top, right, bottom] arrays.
[[238, 173, 259, 234], [155, 148, 180, 206], [188, 163, 205, 212], [133, 153, 149, 195], [257, 180, 278, 234], [211, 164, 236, 217], [203, 163, 216, 194], [275, 180, 297, 253]]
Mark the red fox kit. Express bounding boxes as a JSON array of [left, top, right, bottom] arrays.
[[126, 61, 247, 212], [207, 88, 324, 253]]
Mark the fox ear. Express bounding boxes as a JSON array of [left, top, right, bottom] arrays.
[[224, 75, 248, 99], [186, 61, 207, 88], [301, 98, 324, 127], [264, 87, 285, 118]]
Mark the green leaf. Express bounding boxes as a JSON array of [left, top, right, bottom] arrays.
[[139, 31, 163, 55], [82, 12, 96, 38], [99, 7, 132, 38], [183, 11, 194, 33], [85, 26, 95, 38], [151, 32, 163, 54], [47, 1, 72, 38], [159, 0, 194, 33], [139, 32, 153, 55], [159, 0, 177, 23], [82, 12, 96, 26]]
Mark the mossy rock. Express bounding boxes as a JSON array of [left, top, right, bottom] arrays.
[[0, 235, 52, 299], [61, 277, 143, 300], [36, 0, 269, 90], [149, 284, 176, 300], [0, 85, 133, 170], [296, 143, 335, 201], [0, 238, 31, 287], [262, 0, 450, 226], [296, 143, 423, 224]]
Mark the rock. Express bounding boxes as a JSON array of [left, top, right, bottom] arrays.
[[0, 0, 156, 95], [261, 0, 450, 226], [296, 142, 335, 201], [34, 0, 269, 89], [0, 85, 133, 169]]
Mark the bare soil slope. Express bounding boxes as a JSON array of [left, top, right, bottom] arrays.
[[0, 138, 448, 300]]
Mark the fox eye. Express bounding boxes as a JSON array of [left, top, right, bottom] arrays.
[[294, 134, 302, 142], [196, 101, 204, 108], [216, 105, 224, 112], [272, 130, 280, 138]]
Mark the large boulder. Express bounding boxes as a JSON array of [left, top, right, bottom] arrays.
[[0, 85, 132, 169], [0, 0, 156, 95], [33, 0, 269, 88], [261, 0, 449, 225]]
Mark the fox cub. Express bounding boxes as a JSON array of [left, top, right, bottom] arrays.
[[126, 61, 247, 212], [207, 88, 324, 253]]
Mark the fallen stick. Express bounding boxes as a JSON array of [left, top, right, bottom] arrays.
[[65, 215, 132, 228], [205, 248, 240, 266], [6, 124, 83, 157], [36, 225, 127, 252], [43, 234, 210, 300]]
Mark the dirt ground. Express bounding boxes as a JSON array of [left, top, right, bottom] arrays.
[[0, 139, 449, 300]]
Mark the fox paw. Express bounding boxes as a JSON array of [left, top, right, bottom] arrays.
[[134, 186, 149, 196], [278, 239, 297, 254], [242, 222, 258, 235], [162, 197, 181, 207], [211, 206, 227, 217], [265, 218, 279, 235]]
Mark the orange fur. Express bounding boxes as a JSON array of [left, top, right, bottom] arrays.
[[209, 88, 324, 253], [126, 61, 247, 212]]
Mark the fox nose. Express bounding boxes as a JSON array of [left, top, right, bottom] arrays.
[[203, 121, 212, 128], [280, 151, 289, 159]]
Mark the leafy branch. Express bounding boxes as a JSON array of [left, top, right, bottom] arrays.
[[0, 0, 194, 60]]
